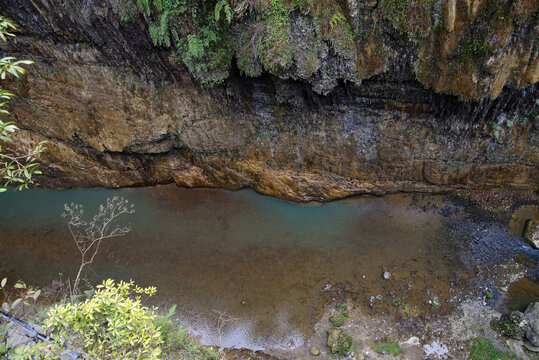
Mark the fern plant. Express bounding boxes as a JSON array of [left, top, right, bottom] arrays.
[[123, 0, 233, 85], [330, 11, 347, 29], [187, 34, 205, 59], [214, 0, 232, 23]]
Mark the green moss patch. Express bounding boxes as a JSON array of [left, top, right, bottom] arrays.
[[469, 338, 521, 360]]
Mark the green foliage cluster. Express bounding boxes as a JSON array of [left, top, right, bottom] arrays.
[[380, 0, 433, 35], [394, 299, 411, 319], [155, 305, 221, 360], [384, 0, 411, 25], [326, 9, 355, 59], [14, 280, 163, 359], [329, 303, 350, 327], [456, 0, 514, 66], [261, 0, 293, 72], [113, 0, 357, 84], [496, 312, 526, 339], [0, 16, 45, 193], [468, 338, 520, 360], [457, 30, 492, 64], [7, 279, 221, 360], [129, 0, 233, 85], [327, 328, 353, 356]]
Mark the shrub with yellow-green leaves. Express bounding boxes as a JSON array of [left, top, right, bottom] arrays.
[[15, 279, 163, 360]]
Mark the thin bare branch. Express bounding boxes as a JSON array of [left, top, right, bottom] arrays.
[[63, 197, 135, 294]]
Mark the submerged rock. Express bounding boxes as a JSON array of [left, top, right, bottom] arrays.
[[327, 328, 343, 354], [327, 328, 352, 355], [524, 302, 539, 347], [329, 314, 347, 327]]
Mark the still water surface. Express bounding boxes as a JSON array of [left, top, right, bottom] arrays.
[[0, 185, 529, 351]]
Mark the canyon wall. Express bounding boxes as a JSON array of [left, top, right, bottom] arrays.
[[0, 0, 537, 201]]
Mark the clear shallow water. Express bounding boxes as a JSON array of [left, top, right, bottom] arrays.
[[0, 185, 533, 351]]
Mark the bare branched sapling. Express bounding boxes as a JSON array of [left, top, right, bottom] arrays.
[[62, 196, 135, 293]]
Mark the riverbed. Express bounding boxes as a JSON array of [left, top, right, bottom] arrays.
[[0, 185, 537, 357]]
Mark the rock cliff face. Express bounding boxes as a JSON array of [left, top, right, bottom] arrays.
[[0, 0, 537, 201]]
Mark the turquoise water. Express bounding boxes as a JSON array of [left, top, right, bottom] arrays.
[[0, 185, 476, 350]]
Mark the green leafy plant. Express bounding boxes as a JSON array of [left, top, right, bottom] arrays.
[[16, 280, 162, 359], [394, 299, 412, 318], [129, 0, 232, 85], [214, 0, 232, 23], [261, 0, 292, 72], [187, 34, 205, 60], [496, 312, 525, 339], [155, 305, 222, 359], [0, 16, 45, 193], [329, 12, 347, 29]]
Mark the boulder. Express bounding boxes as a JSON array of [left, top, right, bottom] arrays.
[[524, 302, 539, 347]]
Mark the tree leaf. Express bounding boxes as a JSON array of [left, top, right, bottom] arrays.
[[11, 298, 22, 309]]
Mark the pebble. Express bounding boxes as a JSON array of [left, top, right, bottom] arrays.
[[322, 283, 332, 291], [399, 336, 420, 349], [383, 271, 391, 280]]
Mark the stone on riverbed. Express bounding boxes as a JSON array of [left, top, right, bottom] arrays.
[[524, 302, 539, 347], [327, 328, 342, 353], [522, 220, 539, 249], [327, 328, 352, 355], [330, 314, 347, 327], [399, 336, 420, 349]]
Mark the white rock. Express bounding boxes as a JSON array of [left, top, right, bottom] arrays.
[[399, 336, 420, 349]]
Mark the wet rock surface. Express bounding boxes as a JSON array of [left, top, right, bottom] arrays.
[[524, 302, 539, 347], [0, 0, 537, 201]]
